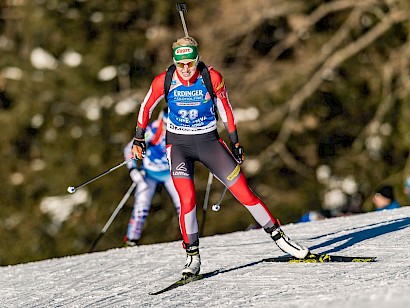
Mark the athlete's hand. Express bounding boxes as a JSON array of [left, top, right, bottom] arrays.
[[132, 138, 146, 159], [231, 143, 244, 165]]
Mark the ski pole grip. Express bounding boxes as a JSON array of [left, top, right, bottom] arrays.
[[176, 3, 188, 12]]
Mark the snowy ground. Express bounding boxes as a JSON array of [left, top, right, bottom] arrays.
[[1, 207, 409, 308]]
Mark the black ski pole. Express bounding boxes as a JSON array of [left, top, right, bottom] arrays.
[[212, 186, 228, 212], [89, 181, 137, 253], [67, 158, 134, 193], [199, 172, 213, 236], [176, 2, 189, 37]]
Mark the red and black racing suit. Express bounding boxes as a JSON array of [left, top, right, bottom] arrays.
[[134, 65, 278, 246]]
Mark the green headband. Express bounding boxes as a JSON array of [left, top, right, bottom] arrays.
[[173, 46, 198, 61]]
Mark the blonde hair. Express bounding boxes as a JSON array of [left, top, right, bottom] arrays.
[[172, 36, 198, 49]]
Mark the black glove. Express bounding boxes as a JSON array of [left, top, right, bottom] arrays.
[[231, 143, 244, 165], [132, 138, 146, 159]]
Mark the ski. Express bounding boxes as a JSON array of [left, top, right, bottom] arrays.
[[263, 253, 377, 263], [149, 269, 220, 295], [149, 253, 376, 294]]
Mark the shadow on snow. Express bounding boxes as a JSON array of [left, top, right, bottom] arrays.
[[197, 217, 410, 281]]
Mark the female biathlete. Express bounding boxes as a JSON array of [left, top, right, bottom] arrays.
[[132, 36, 309, 276]]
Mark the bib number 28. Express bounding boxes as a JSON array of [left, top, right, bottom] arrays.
[[179, 109, 198, 120]]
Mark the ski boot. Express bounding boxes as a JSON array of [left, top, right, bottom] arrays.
[[124, 236, 139, 247], [266, 224, 309, 259], [182, 240, 201, 277]]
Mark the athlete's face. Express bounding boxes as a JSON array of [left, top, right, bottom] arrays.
[[175, 59, 197, 81]]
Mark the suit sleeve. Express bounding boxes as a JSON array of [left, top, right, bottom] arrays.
[[209, 68, 239, 145], [134, 71, 166, 139]]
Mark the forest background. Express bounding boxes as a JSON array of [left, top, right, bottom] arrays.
[[1, 0, 410, 266]]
